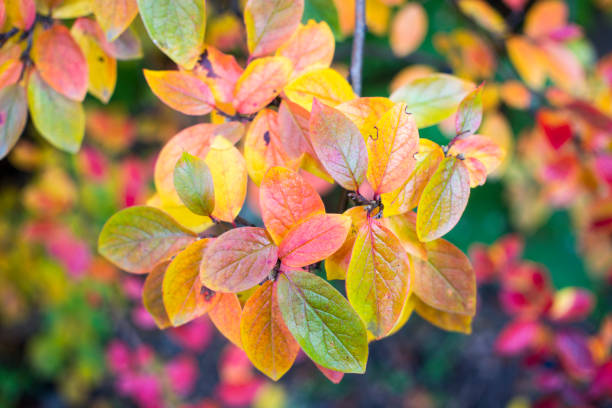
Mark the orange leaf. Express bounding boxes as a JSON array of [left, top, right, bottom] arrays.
[[284, 68, 356, 111], [200, 227, 279, 293], [309, 99, 368, 191], [278, 213, 351, 268], [144, 69, 215, 116], [233, 56, 292, 114], [6, 0, 35, 30], [524, 0, 567, 40], [276, 20, 334, 77], [315, 363, 344, 384], [336, 96, 395, 138], [244, 0, 304, 57], [346, 218, 411, 338], [383, 212, 427, 260], [413, 295, 472, 334], [142, 261, 172, 329], [506, 36, 547, 90], [448, 134, 505, 187], [209, 293, 243, 348], [366, 102, 419, 194], [278, 98, 315, 159], [163, 239, 220, 327], [259, 167, 325, 245], [412, 238, 476, 316], [92, 0, 138, 41], [31, 24, 88, 101], [381, 138, 444, 216], [240, 280, 299, 380], [390, 2, 427, 57], [0, 43, 24, 90], [193, 46, 243, 106], [416, 156, 470, 242], [325, 206, 368, 281]]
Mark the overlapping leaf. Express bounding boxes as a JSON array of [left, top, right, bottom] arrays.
[[173, 152, 215, 216], [413, 295, 472, 334], [142, 261, 172, 329], [455, 83, 484, 138], [209, 293, 243, 348], [92, 0, 138, 41], [276, 20, 334, 76], [284, 68, 356, 111], [325, 206, 367, 280], [448, 135, 504, 187], [144, 70, 215, 115], [0, 84, 27, 160], [336, 97, 395, 137], [244, 0, 304, 57]]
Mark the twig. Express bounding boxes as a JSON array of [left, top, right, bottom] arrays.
[[349, 0, 366, 96]]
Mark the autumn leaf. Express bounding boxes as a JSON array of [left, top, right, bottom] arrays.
[[163, 238, 219, 326], [309, 99, 367, 190], [416, 156, 470, 242], [381, 138, 444, 216], [276, 20, 335, 76], [27, 69, 85, 153], [233, 56, 293, 115], [0, 43, 24, 90], [209, 293, 243, 348], [173, 152, 215, 216], [457, 0, 507, 35], [448, 135, 504, 187], [278, 214, 351, 268], [278, 99, 315, 159], [524, 0, 567, 40], [259, 167, 325, 245], [455, 83, 484, 138], [276, 269, 368, 373], [506, 36, 547, 90], [200, 227, 278, 293], [284, 68, 356, 111], [244, 0, 304, 57], [142, 261, 172, 329], [366, 102, 419, 194], [346, 219, 411, 338], [98, 206, 197, 274], [336, 97, 395, 138], [412, 238, 476, 316], [31, 24, 88, 101], [147, 194, 213, 234], [315, 363, 344, 384], [413, 295, 472, 334], [103, 26, 142, 60], [390, 74, 474, 128], [48, 0, 94, 19], [6, 0, 35, 30], [240, 280, 299, 380], [390, 2, 427, 57], [144, 70, 215, 115], [386, 292, 416, 336], [137, 0, 206, 69], [383, 212, 427, 260], [92, 0, 138, 41], [325, 206, 367, 280], [0, 84, 27, 160]]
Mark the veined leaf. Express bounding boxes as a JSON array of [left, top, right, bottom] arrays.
[[193, 46, 243, 106], [383, 212, 427, 260], [31, 24, 88, 101], [209, 293, 243, 348], [276, 269, 368, 373], [92, 0, 138, 41], [137, 0, 206, 69], [233, 56, 292, 115], [381, 138, 444, 216], [346, 219, 411, 338], [142, 261, 172, 329], [200, 227, 278, 293], [386, 291, 416, 336], [414, 295, 473, 334], [416, 156, 470, 242], [147, 193, 213, 234], [278, 99, 315, 159], [276, 20, 334, 77], [260, 167, 325, 245], [366, 102, 419, 194], [98, 206, 196, 273], [412, 238, 476, 316], [0, 84, 27, 160], [163, 238, 219, 326], [309, 99, 367, 190], [240, 280, 299, 380], [278, 214, 351, 268], [27, 69, 85, 153], [455, 83, 484, 137], [244, 0, 304, 57], [336, 97, 395, 138], [284, 68, 356, 111], [325, 206, 367, 280], [390, 73, 474, 128], [449, 135, 504, 187], [144, 70, 215, 115], [315, 363, 344, 384], [173, 152, 215, 216]]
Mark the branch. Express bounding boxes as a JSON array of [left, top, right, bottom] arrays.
[[349, 0, 366, 97]]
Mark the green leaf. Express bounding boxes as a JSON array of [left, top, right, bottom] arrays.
[[27, 70, 84, 153], [142, 261, 172, 329], [137, 0, 206, 69], [98, 205, 196, 273], [390, 73, 474, 128], [0, 84, 28, 160], [173, 152, 215, 216], [302, 0, 341, 39], [276, 269, 368, 373], [455, 83, 484, 137]]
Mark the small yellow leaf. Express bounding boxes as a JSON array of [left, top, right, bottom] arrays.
[[284, 68, 356, 111]]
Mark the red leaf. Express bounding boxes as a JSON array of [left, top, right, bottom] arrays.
[[537, 109, 572, 150], [495, 319, 543, 356]]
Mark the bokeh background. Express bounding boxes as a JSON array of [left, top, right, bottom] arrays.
[[2, 0, 612, 407]]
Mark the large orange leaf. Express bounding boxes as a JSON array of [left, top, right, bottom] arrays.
[[142, 261, 172, 329], [209, 293, 243, 348], [309, 99, 367, 191], [346, 219, 411, 338], [200, 227, 278, 293], [92, 0, 138, 41], [144, 70, 215, 116], [366, 102, 419, 194], [193, 46, 243, 106], [240, 280, 299, 380], [259, 167, 325, 245], [336, 97, 395, 138], [413, 295, 472, 334], [278, 214, 351, 268], [390, 2, 427, 57], [233, 56, 292, 114], [276, 20, 334, 77], [32, 24, 88, 101], [98, 206, 196, 273], [325, 206, 368, 280], [524, 0, 567, 40], [284, 68, 356, 111], [276, 269, 368, 373], [244, 0, 304, 57], [448, 135, 504, 187], [416, 156, 470, 242], [412, 238, 476, 316], [381, 138, 444, 216], [163, 239, 220, 327]]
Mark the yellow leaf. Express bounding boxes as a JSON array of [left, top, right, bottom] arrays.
[[382, 212, 427, 260], [209, 293, 243, 348], [365, 0, 390, 36], [92, 0, 138, 41], [414, 295, 472, 334], [336, 96, 395, 139], [506, 36, 547, 90], [325, 206, 367, 281], [284, 67, 356, 111], [457, 0, 507, 35]]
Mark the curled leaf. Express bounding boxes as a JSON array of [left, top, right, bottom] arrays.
[[142, 261, 172, 329]]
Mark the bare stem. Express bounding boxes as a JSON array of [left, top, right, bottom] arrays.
[[350, 0, 366, 97]]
